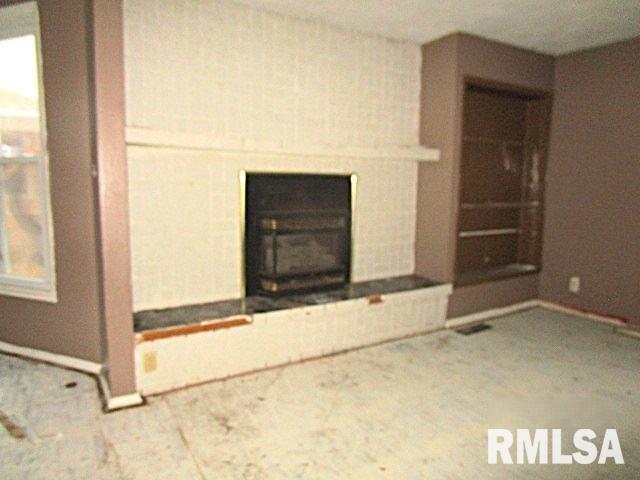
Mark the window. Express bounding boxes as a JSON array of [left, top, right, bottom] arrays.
[[0, 2, 56, 302]]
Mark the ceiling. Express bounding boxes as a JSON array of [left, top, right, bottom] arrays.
[[236, 0, 640, 55]]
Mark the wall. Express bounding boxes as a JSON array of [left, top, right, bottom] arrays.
[[416, 33, 555, 318], [124, 0, 424, 311], [415, 34, 459, 282], [91, 0, 137, 397], [124, 0, 420, 148], [128, 149, 419, 310], [540, 37, 640, 326], [0, 0, 103, 362], [136, 285, 452, 395]]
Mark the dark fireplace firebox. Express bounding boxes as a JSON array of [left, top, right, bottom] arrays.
[[243, 173, 354, 296]]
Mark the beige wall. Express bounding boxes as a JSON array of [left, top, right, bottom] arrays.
[[91, 0, 137, 397], [0, 1, 137, 396], [416, 33, 555, 318], [0, 0, 103, 362], [540, 37, 640, 326], [416, 34, 459, 282]]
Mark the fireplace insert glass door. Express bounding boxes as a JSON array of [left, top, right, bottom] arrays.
[[259, 213, 348, 293], [244, 173, 352, 296]]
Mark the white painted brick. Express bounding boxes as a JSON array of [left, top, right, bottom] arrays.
[[128, 147, 420, 310], [124, 0, 423, 310], [135, 287, 451, 395], [124, 0, 420, 149]]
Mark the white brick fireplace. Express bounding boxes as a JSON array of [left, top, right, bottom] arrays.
[[123, 0, 450, 394], [128, 148, 430, 310]]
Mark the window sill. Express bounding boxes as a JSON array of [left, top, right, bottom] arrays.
[[0, 279, 57, 303]]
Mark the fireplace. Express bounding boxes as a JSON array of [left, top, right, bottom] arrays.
[[243, 172, 355, 296]]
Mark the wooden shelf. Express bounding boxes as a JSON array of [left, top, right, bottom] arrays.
[[456, 263, 538, 286], [461, 201, 540, 210], [463, 136, 524, 147], [459, 228, 519, 238]]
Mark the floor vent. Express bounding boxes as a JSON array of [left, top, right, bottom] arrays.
[[456, 323, 492, 335]]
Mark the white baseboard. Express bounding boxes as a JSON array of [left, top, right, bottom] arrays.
[[0, 339, 143, 411], [97, 373, 144, 411], [446, 300, 540, 329], [537, 300, 628, 327], [0, 339, 103, 375], [616, 328, 640, 339], [446, 298, 631, 330]]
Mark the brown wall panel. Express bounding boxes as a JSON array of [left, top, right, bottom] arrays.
[[417, 33, 554, 317], [460, 142, 525, 204], [540, 37, 640, 325], [459, 209, 520, 231], [0, 0, 103, 362], [457, 34, 555, 92], [448, 275, 539, 318], [415, 34, 460, 282], [90, 0, 136, 395], [456, 235, 520, 273], [463, 87, 527, 142]]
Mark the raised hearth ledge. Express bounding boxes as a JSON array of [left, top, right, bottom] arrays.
[[125, 127, 441, 162], [134, 275, 446, 333], [135, 279, 452, 395]]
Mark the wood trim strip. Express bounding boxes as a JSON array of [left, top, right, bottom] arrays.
[[538, 301, 631, 327], [368, 295, 384, 305], [464, 75, 553, 98], [136, 317, 252, 343]]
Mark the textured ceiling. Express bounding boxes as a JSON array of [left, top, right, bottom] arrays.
[[236, 0, 640, 55]]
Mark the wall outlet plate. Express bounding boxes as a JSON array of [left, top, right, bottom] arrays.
[[142, 351, 157, 373], [569, 276, 581, 294]]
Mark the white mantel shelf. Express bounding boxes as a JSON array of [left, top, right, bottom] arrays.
[[126, 127, 441, 162]]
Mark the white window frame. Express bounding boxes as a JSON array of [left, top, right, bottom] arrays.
[[0, 2, 56, 302]]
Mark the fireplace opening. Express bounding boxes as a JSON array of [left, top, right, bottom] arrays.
[[244, 173, 353, 296]]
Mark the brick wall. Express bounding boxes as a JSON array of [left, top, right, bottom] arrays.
[[124, 0, 420, 147], [123, 0, 424, 311], [135, 285, 452, 395]]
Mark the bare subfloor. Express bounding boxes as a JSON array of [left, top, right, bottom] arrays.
[[1, 308, 638, 479]]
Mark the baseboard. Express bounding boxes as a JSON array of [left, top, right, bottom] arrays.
[[446, 300, 540, 329], [537, 300, 629, 327], [446, 298, 631, 330], [97, 373, 144, 411], [0, 339, 143, 411], [0, 339, 103, 375], [615, 328, 640, 340]]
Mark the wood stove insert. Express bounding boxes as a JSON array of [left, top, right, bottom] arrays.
[[243, 173, 354, 296]]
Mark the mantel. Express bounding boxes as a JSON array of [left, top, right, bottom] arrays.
[[125, 127, 440, 162]]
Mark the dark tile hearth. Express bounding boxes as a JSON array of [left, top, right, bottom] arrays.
[[134, 275, 440, 333]]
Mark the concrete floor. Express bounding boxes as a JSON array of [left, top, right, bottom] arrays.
[[1, 308, 638, 479]]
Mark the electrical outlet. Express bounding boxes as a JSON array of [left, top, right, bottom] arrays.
[[569, 276, 580, 294], [142, 351, 157, 373]]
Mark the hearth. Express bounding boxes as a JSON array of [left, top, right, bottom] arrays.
[[242, 172, 355, 296]]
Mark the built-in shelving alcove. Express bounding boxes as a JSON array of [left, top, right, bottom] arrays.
[[455, 78, 552, 286]]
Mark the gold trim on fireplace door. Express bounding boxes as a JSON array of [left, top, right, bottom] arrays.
[[238, 170, 358, 297]]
